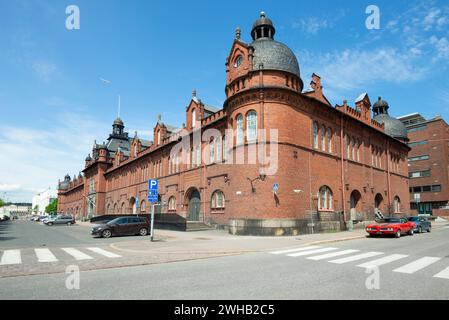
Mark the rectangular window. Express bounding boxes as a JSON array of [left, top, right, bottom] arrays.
[[407, 125, 427, 133], [409, 170, 430, 178], [408, 155, 430, 162], [432, 185, 442, 192], [408, 140, 428, 148]]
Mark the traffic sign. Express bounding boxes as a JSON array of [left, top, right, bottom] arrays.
[[273, 183, 279, 193], [148, 179, 159, 203]]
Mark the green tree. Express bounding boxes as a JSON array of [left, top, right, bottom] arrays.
[[45, 199, 58, 214], [0, 198, 4, 208]]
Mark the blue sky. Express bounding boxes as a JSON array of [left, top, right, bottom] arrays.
[[1, 0, 449, 202]]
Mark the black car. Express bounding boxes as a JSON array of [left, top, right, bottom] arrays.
[[91, 216, 150, 238], [408, 216, 432, 233]]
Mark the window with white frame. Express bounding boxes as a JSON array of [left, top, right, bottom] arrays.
[[168, 196, 176, 211], [192, 109, 196, 128], [236, 114, 244, 144], [321, 125, 326, 151], [393, 196, 401, 213], [210, 138, 215, 164], [211, 190, 225, 209], [318, 186, 333, 210], [313, 122, 319, 149], [223, 135, 228, 161], [216, 137, 222, 162], [246, 111, 257, 142], [327, 128, 333, 153]]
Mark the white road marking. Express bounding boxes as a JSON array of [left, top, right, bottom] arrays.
[[87, 247, 121, 258], [61, 248, 94, 260], [0, 250, 22, 265], [357, 254, 408, 268], [34, 248, 58, 263], [393, 257, 441, 274], [287, 247, 338, 257], [307, 249, 360, 261], [270, 246, 322, 255], [433, 267, 449, 279], [329, 252, 384, 264]]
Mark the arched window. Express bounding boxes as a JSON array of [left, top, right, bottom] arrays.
[[236, 114, 244, 144], [211, 190, 225, 209], [313, 122, 319, 149], [321, 125, 326, 151], [192, 109, 196, 128], [168, 157, 172, 175], [394, 196, 401, 213], [223, 135, 228, 161], [216, 137, 222, 162], [168, 196, 177, 211], [356, 139, 361, 162], [318, 186, 333, 210], [140, 200, 146, 213], [352, 137, 356, 160], [157, 130, 161, 145], [209, 138, 215, 164], [246, 111, 257, 142], [347, 136, 351, 159], [327, 128, 333, 153]]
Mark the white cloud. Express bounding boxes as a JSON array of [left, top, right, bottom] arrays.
[[0, 112, 110, 202], [32, 60, 57, 81], [292, 10, 345, 35], [430, 36, 449, 59], [299, 48, 427, 101], [293, 18, 329, 35], [0, 184, 21, 192]]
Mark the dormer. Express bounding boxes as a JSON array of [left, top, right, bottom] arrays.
[[303, 73, 332, 106], [153, 115, 168, 146], [225, 29, 251, 92], [186, 90, 205, 130], [130, 132, 142, 158], [355, 93, 372, 124], [115, 148, 124, 166]]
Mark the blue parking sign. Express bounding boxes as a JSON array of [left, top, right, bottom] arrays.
[[148, 179, 159, 203]]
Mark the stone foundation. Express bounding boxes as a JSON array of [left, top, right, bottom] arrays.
[[228, 218, 343, 236]]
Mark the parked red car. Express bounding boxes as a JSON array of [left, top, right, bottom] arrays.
[[366, 217, 416, 238]]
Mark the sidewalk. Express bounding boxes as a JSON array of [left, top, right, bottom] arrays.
[[79, 219, 449, 256]]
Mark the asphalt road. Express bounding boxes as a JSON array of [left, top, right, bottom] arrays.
[[1, 220, 449, 299], [0, 220, 149, 248]]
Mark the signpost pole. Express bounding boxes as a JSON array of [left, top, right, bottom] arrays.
[[150, 203, 155, 242]]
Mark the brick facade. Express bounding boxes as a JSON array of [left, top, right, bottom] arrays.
[[57, 13, 411, 234], [399, 114, 449, 217]]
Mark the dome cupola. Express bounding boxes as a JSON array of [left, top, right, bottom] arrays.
[[251, 11, 276, 40], [249, 12, 302, 87], [372, 97, 408, 142]]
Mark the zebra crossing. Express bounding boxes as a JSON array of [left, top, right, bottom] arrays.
[[0, 247, 122, 266], [269, 245, 449, 280]]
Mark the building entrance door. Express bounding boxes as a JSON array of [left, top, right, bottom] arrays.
[[418, 203, 432, 215], [188, 190, 201, 222]]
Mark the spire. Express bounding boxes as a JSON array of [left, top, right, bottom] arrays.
[[235, 27, 241, 40]]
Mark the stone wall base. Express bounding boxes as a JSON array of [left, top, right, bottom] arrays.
[[228, 218, 343, 236]]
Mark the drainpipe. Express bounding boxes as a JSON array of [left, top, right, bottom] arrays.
[[386, 139, 392, 215], [340, 115, 347, 222]]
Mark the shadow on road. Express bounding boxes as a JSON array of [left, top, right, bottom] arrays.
[[0, 222, 16, 242]]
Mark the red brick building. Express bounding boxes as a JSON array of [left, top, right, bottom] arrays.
[[398, 113, 449, 217], [58, 13, 411, 235]]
